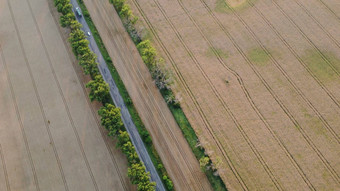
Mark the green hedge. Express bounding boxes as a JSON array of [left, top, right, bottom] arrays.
[[109, 0, 227, 190], [75, 0, 175, 190]]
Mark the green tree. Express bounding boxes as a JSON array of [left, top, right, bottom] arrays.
[[68, 29, 87, 55], [162, 175, 174, 191], [86, 75, 110, 103], [121, 141, 139, 163], [119, 4, 132, 19], [117, 130, 131, 147], [61, 3, 73, 15], [110, 0, 126, 12], [98, 104, 124, 136], [60, 13, 75, 28], [78, 51, 99, 77], [199, 156, 210, 171], [55, 0, 70, 13], [136, 40, 157, 66], [137, 179, 156, 191], [70, 20, 82, 31]]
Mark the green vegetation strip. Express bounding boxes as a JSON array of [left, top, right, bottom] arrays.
[[76, 0, 174, 190], [110, 0, 227, 190], [54, 0, 156, 190]]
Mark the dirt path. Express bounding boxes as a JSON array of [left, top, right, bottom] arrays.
[[0, 0, 132, 190]]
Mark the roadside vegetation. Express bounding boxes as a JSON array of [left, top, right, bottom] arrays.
[[76, 0, 174, 190], [109, 0, 227, 190], [53, 0, 156, 190]]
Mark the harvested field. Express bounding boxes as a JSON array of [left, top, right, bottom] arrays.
[[0, 0, 133, 190], [126, 0, 340, 190]]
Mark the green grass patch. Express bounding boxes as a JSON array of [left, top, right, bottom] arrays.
[[76, 0, 172, 189], [303, 50, 339, 82], [206, 47, 229, 60], [215, 0, 257, 13], [161, 89, 227, 191], [248, 48, 270, 66]]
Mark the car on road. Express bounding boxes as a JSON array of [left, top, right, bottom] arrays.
[[87, 31, 91, 36], [75, 7, 82, 17]]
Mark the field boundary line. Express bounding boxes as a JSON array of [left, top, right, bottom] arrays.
[[0, 143, 10, 191], [130, 0, 249, 190], [88, 2, 191, 190], [87, 0, 197, 189], [178, 0, 320, 189]]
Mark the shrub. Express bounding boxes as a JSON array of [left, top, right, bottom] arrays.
[[86, 75, 110, 103]]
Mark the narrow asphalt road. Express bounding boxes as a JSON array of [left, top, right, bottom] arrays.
[[69, 1, 165, 190]]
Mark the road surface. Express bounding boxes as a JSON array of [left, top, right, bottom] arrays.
[[69, 0, 165, 190]]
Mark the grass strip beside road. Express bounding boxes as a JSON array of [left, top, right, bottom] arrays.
[[76, 0, 174, 190]]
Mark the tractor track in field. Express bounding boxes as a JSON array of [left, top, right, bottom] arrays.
[[7, 0, 68, 189], [135, 0, 290, 189], [292, 0, 340, 49], [177, 0, 321, 189], [140, 0, 340, 187], [47, 1, 129, 189], [250, 2, 340, 109], [0, 143, 10, 191], [155, 0, 340, 187], [154, 0, 288, 190], [204, 0, 340, 144], [206, 0, 340, 183], [88, 0, 207, 189], [205, 0, 340, 184], [316, 0, 340, 20], [1, 44, 38, 191], [242, 0, 340, 182], [130, 0, 250, 190], [25, 0, 102, 190], [242, 0, 340, 139], [243, 0, 340, 111], [270, 0, 340, 81]]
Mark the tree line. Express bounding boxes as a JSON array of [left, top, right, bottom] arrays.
[[53, 0, 156, 190], [109, 0, 227, 190]]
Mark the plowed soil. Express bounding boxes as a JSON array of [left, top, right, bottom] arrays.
[[127, 0, 340, 190]]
